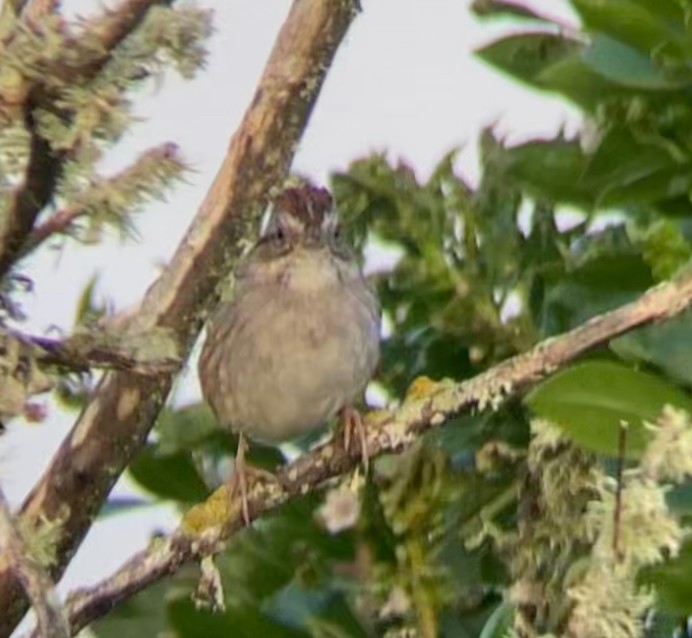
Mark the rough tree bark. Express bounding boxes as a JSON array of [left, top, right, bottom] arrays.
[[0, 1, 361, 635]]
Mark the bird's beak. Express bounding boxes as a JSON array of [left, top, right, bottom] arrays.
[[303, 225, 323, 249]]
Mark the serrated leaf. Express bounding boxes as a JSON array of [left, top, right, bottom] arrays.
[[525, 361, 692, 456]]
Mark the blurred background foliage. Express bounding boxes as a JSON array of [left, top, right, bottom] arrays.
[[18, 0, 692, 636]]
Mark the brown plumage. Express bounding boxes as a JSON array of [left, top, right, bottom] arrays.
[[198, 184, 380, 523]]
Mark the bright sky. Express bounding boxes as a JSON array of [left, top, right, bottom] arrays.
[[1, 0, 578, 628]]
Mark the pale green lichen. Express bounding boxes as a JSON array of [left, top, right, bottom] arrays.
[[567, 564, 652, 638], [640, 404, 692, 483], [511, 408, 692, 638], [18, 506, 69, 569]]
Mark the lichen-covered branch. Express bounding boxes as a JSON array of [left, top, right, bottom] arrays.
[[45, 273, 692, 636], [0, 0, 174, 281], [21, 143, 186, 254], [1, 326, 181, 377], [0, 488, 68, 638], [0, 1, 360, 636]]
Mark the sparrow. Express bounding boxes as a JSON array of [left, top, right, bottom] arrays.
[[199, 184, 380, 523]]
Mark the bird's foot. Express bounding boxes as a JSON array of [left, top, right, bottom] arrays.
[[226, 435, 279, 526]]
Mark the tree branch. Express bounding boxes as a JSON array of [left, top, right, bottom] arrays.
[[1, 327, 180, 376], [40, 272, 692, 636], [21, 143, 185, 255], [0, 487, 68, 638], [0, 1, 360, 635], [0, 0, 171, 282]]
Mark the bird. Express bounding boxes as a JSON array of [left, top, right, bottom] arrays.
[[198, 183, 381, 524]]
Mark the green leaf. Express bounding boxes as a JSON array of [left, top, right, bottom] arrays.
[[572, 0, 689, 61], [539, 249, 654, 335], [475, 32, 581, 89], [611, 312, 692, 386], [155, 402, 220, 455], [74, 274, 107, 325], [265, 581, 367, 637], [641, 539, 692, 615], [471, 0, 556, 23], [168, 599, 310, 638], [525, 361, 692, 457], [537, 54, 631, 109], [217, 495, 353, 605], [128, 445, 210, 503], [502, 139, 594, 207], [479, 602, 514, 638], [91, 578, 176, 638], [582, 126, 674, 197], [582, 34, 689, 90]]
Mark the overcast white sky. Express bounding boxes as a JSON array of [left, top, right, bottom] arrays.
[[1, 0, 578, 627]]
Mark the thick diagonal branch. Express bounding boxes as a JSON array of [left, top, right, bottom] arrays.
[[49, 273, 692, 636], [0, 1, 360, 636]]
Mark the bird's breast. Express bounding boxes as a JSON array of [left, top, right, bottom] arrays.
[[207, 269, 379, 443]]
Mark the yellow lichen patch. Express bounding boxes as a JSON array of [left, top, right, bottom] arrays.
[[404, 376, 441, 403], [364, 408, 393, 427], [181, 486, 231, 535]]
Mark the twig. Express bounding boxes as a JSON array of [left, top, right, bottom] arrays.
[[83, 0, 171, 54], [0, 488, 68, 638], [0, 2, 360, 636], [21, 143, 184, 255], [40, 273, 692, 636], [613, 423, 627, 560], [1, 327, 180, 376]]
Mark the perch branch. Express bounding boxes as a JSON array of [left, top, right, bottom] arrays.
[[0, 1, 360, 636], [43, 272, 692, 636], [0, 488, 68, 638]]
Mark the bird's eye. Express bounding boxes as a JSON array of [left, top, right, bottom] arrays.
[[332, 225, 342, 240], [274, 227, 286, 243]]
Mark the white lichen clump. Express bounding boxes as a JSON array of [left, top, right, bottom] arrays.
[[317, 484, 360, 534], [641, 404, 692, 483], [564, 405, 692, 638]]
